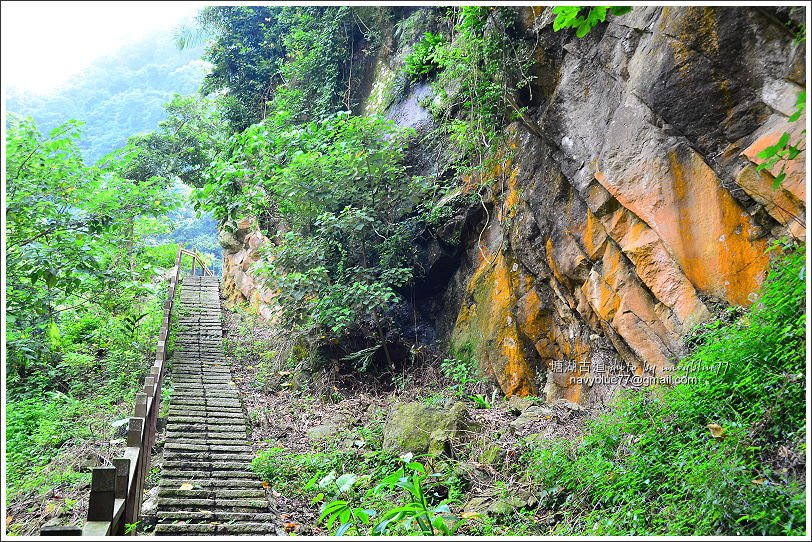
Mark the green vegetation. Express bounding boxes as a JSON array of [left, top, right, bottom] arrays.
[[252, 436, 463, 536], [404, 32, 446, 81], [552, 6, 633, 37], [518, 244, 806, 535], [4, 114, 182, 526], [756, 89, 806, 188], [425, 7, 535, 161], [5, 6, 806, 538], [6, 28, 205, 164], [195, 113, 424, 359]]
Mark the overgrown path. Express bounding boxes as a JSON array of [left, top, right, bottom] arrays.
[[155, 276, 280, 535]]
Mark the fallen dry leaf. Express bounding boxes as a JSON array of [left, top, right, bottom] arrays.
[[460, 511, 482, 520], [707, 423, 726, 439], [751, 478, 767, 485], [262, 480, 270, 489], [179, 483, 194, 490], [6, 515, 13, 527], [283, 522, 299, 532]]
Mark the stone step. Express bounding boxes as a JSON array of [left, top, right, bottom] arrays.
[[169, 409, 244, 418], [166, 409, 244, 418], [168, 399, 241, 406], [159, 477, 262, 489], [172, 385, 236, 391], [166, 424, 246, 434], [163, 451, 256, 462], [172, 392, 240, 399], [163, 469, 257, 479], [162, 460, 255, 472], [167, 438, 250, 447], [157, 510, 274, 523], [155, 523, 279, 536], [168, 417, 244, 426], [167, 401, 243, 409], [165, 432, 247, 442], [167, 408, 242, 414], [156, 497, 268, 510], [159, 488, 265, 499], [165, 443, 252, 453]]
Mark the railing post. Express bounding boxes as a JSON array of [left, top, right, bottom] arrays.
[[134, 394, 147, 418], [112, 457, 130, 535], [143, 376, 155, 397], [126, 417, 144, 448], [123, 418, 145, 527], [87, 467, 116, 522]]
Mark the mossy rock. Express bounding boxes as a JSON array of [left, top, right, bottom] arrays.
[[382, 401, 480, 456]]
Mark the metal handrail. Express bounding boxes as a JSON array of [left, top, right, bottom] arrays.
[[40, 244, 211, 536]]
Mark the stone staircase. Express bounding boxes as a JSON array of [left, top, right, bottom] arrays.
[[155, 275, 279, 535]]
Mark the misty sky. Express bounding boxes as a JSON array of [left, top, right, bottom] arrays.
[[1, 1, 204, 94]]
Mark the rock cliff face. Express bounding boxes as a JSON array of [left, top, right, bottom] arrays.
[[221, 6, 806, 406]]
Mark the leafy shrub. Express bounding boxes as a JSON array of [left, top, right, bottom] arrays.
[[521, 244, 806, 536], [755, 90, 806, 188], [551, 6, 632, 37], [404, 32, 446, 81], [320, 454, 462, 535]]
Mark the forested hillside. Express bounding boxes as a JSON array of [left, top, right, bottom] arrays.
[[3, 5, 807, 538], [6, 28, 206, 164]]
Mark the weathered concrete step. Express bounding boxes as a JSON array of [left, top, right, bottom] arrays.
[[172, 361, 226, 365], [172, 386, 236, 394], [165, 443, 252, 453], [171, 392, 238, 398], [170, 398, 241, 405], [172, 386, 235, 392], [163, 451, 256, 462], [172, 356, 227, 361], [167, 438, 250, 447], [169, 401, 242, 409], [156, 497, 268, 510], [172, 378, 232, 382], [166, 436, 248, 442], [159, 476, 262, 489], [155, 523, 279, 536], [172, 387, 237, 393], [166, 424, 246, 434], [157, 510, 273, 523], [158, 488, 265, 499], [168, 399, 242, 406], [162, 461, 255, 472], [171, 391, 235, 396], [169, 410, 244, 419], [168, 398, 240, 401], [163, 469, 256, 479], [167, 401, 242, 409], [171, 371, 230, 375], [168, 417, 244, 426], [165, 433, 247, 442], [167, 409, 244, 417]]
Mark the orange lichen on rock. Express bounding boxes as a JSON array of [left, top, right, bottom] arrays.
[[665, 147, 770, 305], [596, 145, 769, 307], [582, 200, 711, 333], [450, 251, 537, 397]]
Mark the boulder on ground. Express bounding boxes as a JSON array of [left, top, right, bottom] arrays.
[[382, 401, 480, 456], [509, 405, 554, 431]]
